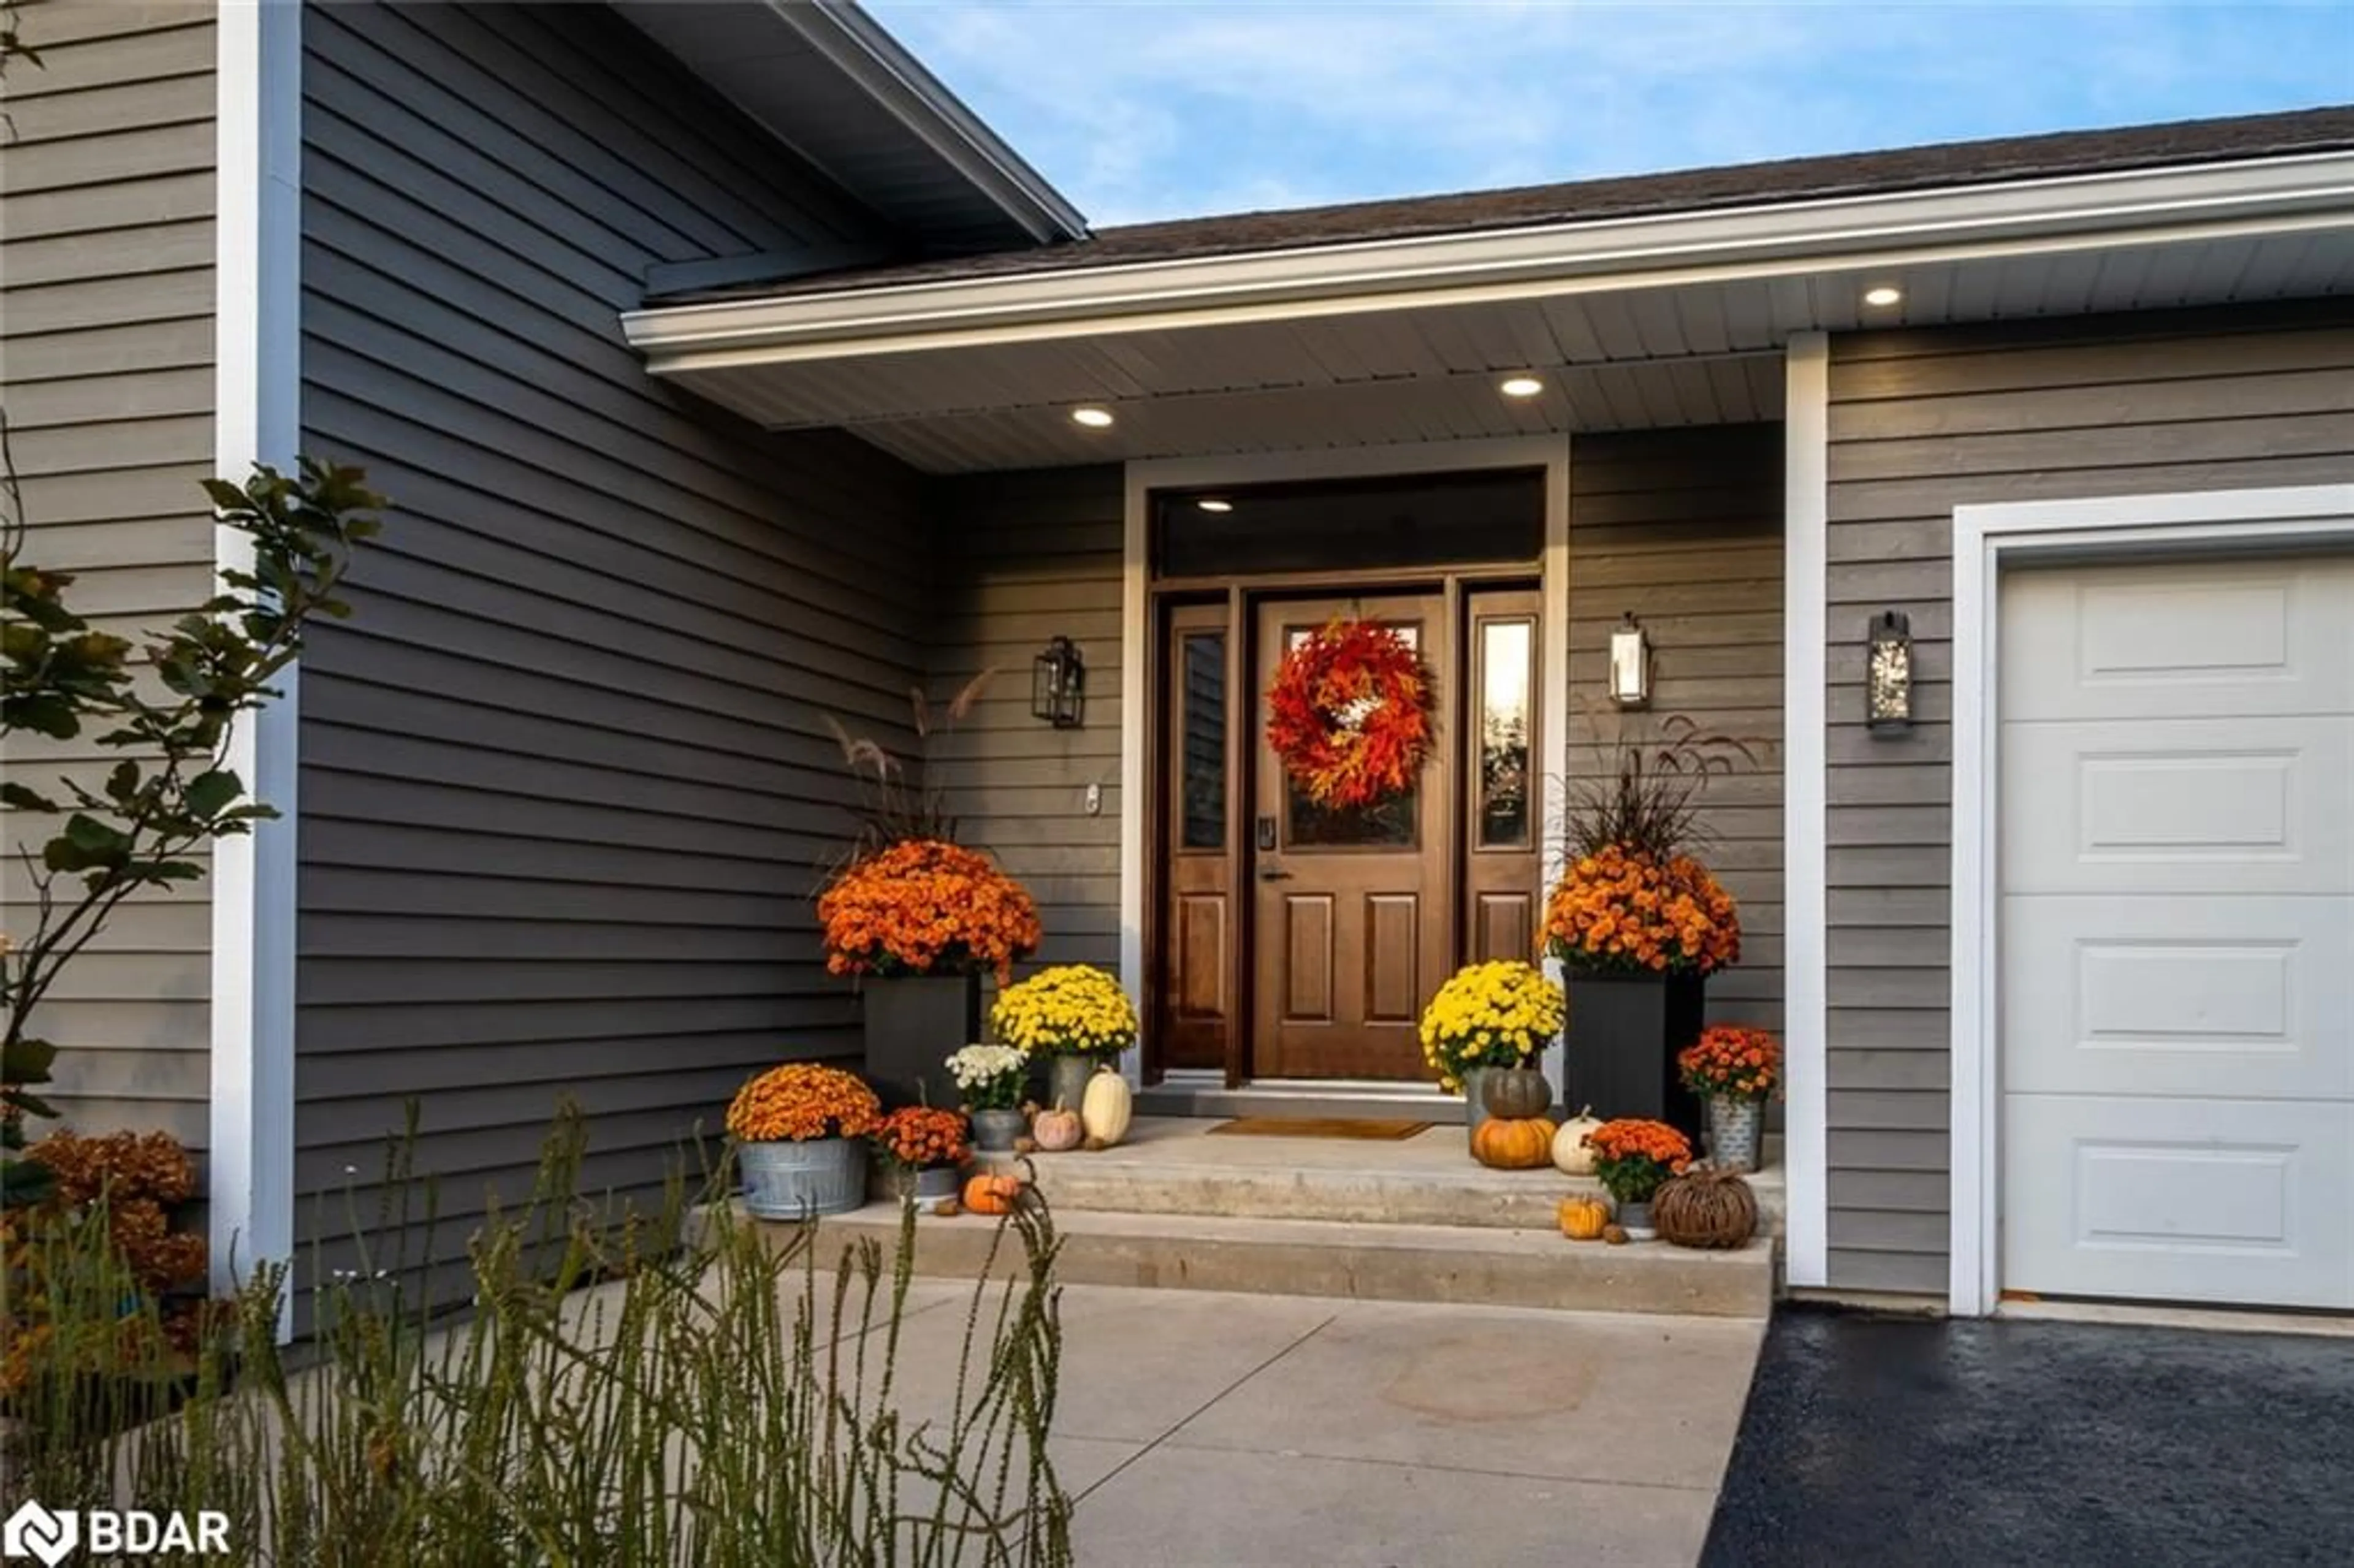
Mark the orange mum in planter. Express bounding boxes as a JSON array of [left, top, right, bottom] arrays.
[[871, 1106, 972, 1170], [818, 838, 1042, 984], [1541, 845, 1740, 977], [726, 1064, 881, 1143], [1678, 1026, 1782, 1102]]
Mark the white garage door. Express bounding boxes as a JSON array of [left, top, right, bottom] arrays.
[[2000, 552, 2354, 1310]]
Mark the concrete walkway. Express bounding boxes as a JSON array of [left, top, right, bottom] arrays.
[[878, 1277, 1766, 1566]]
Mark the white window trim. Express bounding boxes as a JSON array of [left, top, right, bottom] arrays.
[[1119, 436, 1572, 1089], [210, 0, 302, 1331], [1947, 482, 2354, 1317], [1781, 334, 1830, 1288]]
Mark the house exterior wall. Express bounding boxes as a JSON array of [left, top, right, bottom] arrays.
[[924, 429, 1786, 1032], [1823, 299, 2354, 1296], [291, 0, 929, 1255], [1566, 425, 1786, 1035], [1, 0, 219, 1149], [925, 466, 1128, 975]]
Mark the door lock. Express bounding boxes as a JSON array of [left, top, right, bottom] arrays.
[[1255, 815, 1278, 851]]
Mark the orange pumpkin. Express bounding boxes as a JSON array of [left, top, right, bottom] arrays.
[[1471, 1115, 1557, 1170], [962, 1173, 1023, 1215], [1558, 1195, 1610, 1241]]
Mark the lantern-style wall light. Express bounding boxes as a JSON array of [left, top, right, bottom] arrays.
[[1608, 612, 1651, 709], [1032, 635, 1086, 729], [1866, 611, 1913, 732]]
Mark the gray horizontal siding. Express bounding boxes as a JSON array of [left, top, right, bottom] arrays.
[[293, 0, 925, 1265], [1824, 300, 2354, 1299], [925, 466, 1128, 973], [1567, 425, 1786, 1030], [0, 0, 216, 1149]]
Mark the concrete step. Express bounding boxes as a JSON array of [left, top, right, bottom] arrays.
[[970, 1117, 1786, 1235], [801, 1202, 1773, 1319]]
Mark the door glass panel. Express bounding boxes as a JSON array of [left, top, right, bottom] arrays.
[[1477, 618, 1534, 847], [1281, 622, 1420, 848], [1179, 632, 1226, 850]]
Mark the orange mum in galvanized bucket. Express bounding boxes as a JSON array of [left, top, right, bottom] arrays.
[[726, 1064, 881, 1143], [1265, 618, 1433, 809], [818, 838, 1041, 984]]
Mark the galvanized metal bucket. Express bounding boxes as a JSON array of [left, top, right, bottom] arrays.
[[739, 1136, 867, 1219], [1705, 1096, 1764, 1173]]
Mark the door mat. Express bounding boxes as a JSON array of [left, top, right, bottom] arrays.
[[1206, 1117, 1430, 1141]]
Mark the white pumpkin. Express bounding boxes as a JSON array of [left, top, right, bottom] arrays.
[[1080, 1065, 1133, 1147], [1552, 1106, 1603, 1176]]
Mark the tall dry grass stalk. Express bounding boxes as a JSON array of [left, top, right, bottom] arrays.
[[3, 1109, 1071, 1566]]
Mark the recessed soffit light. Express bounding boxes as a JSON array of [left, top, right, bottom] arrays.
[[1070, 406, 1116, 428], [1197, 498, 1233, 513], [1499, 375, 1545, 398], [1862, 286, 1903, 308]]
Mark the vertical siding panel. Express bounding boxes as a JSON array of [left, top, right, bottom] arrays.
[[1, 0, 218, 1150], [291, 1, 926, 1270], [1824, 300, 2354, 1300]]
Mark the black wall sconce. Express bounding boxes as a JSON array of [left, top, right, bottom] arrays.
[[1032, 635, 1086, 729], [1866, 611, 1913, 733]]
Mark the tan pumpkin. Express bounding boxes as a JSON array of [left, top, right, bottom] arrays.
[[1551, 1106, 1603, 1176], [1080, 1065, 1133, 1147], [1558, 1195, 1610, 1241], [962, 1173, 1021, 1215], [1032, 1102, 1084, 1152], [1471, 1115, 1557, 1170]]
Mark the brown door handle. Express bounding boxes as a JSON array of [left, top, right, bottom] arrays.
[[1259, 867, 1293, 882]]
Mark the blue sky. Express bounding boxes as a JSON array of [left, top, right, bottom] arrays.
[[870, 2, 2354, 226]]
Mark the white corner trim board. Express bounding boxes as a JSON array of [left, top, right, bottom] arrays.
[[210, 0, 302, 1326], [1946, 482, 2354, 1317], [1780, 334, 1830, 1290]]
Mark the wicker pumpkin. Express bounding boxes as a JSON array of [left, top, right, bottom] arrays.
[[1032, 1103, 1084, 1152], [962, 1173, 1022, 1216], [1654, 1167, 1759, 1249], [1480, 1067, 1553, 1120], [1558, 1195, 1610, 1241], [1471, 1115, 1557, 1170]]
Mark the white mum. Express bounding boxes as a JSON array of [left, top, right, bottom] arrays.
[[946, 1043, 1026, 1090]]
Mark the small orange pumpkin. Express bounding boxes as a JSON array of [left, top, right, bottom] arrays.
[[1471, 1115, 1557, 1170], [962, 1173, 1023, 1215], [1558, 1195, 1610, 1241]]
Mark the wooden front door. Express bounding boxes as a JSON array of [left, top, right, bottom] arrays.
[[1251, 594, 1453, 1079]]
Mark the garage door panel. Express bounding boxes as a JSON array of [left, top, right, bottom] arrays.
[[2003, 1094, 2353, 1310], [1999, 550, 2353, 1312], [2001, 557, 2354, 721], [2001, 717, 2353, 896], [2002, 896, 2353, 1098]]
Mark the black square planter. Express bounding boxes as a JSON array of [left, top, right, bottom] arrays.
[[861, 974, 981, 1110], [1563, 970, 1706, 1142]]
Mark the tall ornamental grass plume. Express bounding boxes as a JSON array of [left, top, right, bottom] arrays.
[[1, 1105, 1072, 1567]]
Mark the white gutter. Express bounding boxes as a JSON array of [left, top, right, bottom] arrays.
[[623, 150, 2354, 371]]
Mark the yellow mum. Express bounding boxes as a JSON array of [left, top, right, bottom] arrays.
[[1415, 961, 1566, 1095]]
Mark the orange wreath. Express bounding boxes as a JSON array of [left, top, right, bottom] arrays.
[[1265, 618, 1434, 809]]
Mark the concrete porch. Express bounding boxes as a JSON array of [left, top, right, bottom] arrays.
[[809, 1116, 1780, 1319]]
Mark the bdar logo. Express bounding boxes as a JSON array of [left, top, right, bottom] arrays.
[[2, 1501, 77, 1567]]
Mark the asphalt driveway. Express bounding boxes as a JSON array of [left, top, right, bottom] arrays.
[[1704, 1308, 2354, 1567]]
